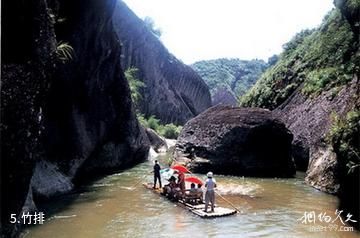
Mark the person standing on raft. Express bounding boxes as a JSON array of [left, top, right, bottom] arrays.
[[153, 160, 162, 189], [204, 171, 216, 213], [177, 171, 186, 197]]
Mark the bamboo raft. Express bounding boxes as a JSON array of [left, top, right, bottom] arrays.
[[143, 183, 237, 218]]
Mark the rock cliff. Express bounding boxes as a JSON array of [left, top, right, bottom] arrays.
[[240, 0, 359, 225], [1, 0, 149, 236], [274, 76, 359, 192], [112, 1, 212, 124], [174, 105, 295, 177], [1, 0, 57, 235]]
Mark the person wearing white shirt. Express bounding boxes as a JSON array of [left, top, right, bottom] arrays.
[[204, 171, 216, 213]]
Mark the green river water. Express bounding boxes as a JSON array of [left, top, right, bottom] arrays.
[[22, 153, 359, 238]]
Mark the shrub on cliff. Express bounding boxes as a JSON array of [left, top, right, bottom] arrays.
[[137, 114, 182, 139], [125, 67, 145, 107], [158, 123, 182, 139], [56, 41, 74, 63], [240, 9, 358, 109], [137, 114, 159, 130], [328, 110, 360, 174], [328, 109, 360, 225], [147, 116, 160, 131]]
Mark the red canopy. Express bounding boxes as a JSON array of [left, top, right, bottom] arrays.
[[171, 164, 190, 173], [185, 176, 203, 185]]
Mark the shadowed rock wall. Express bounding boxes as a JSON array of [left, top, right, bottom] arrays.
[[113, 1, 212, 124]]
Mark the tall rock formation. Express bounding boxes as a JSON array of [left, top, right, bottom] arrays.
[[274, 76, 359, 192], [1, 0, 149, 236], [2, 0, 58, 235], [112, 1, 212, 124], [240, 0, 359, 226]]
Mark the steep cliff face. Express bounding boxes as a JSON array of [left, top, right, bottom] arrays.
[[240, 0, 359, 225], [112, 1, 212, 124], [42, 0, 149, 181], [241, 2, 359, 172], [1, 0, 57, 235], [274, 76, 359, 190], [1, 0, 149, 236]]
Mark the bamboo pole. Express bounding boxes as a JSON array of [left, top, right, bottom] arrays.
[[214, 190, 242, 213], [132, 171, 153, 189]]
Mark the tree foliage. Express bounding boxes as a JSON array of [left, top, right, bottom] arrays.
[[137, 114, 182, 139], [240, 8, 359, 109], [125, 67, 145, 107], [328, 110, 360, 174], [56, 41, 74, 63], [191, 58, 268, 98]]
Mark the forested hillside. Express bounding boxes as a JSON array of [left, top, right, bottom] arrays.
[[240, 0, 359, 223], [191, 58, 268, 105], [240, 8, 358, 109]]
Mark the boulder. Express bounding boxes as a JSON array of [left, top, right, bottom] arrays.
[[145, 128, 168, 153], [305, 144, 340, 194], [174, 105, 295, 177]]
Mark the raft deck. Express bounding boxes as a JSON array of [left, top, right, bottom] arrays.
[[143, 183, 237, 218]]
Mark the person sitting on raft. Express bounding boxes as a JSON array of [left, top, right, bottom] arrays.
[[162, 176, 180, 200], [185, 183, 200, 204], [186, 183, 197, 196]]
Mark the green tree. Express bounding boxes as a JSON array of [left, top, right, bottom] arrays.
[[240, 8, 357, 109], [328, 110, 360, 174], [191, 58, 268, 98], [124, 67, 145, 107], [267, 54, 279, 66], [147, 115, 160, 131], [158, 123, 182, 139], [137, 114, 182, 139]]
